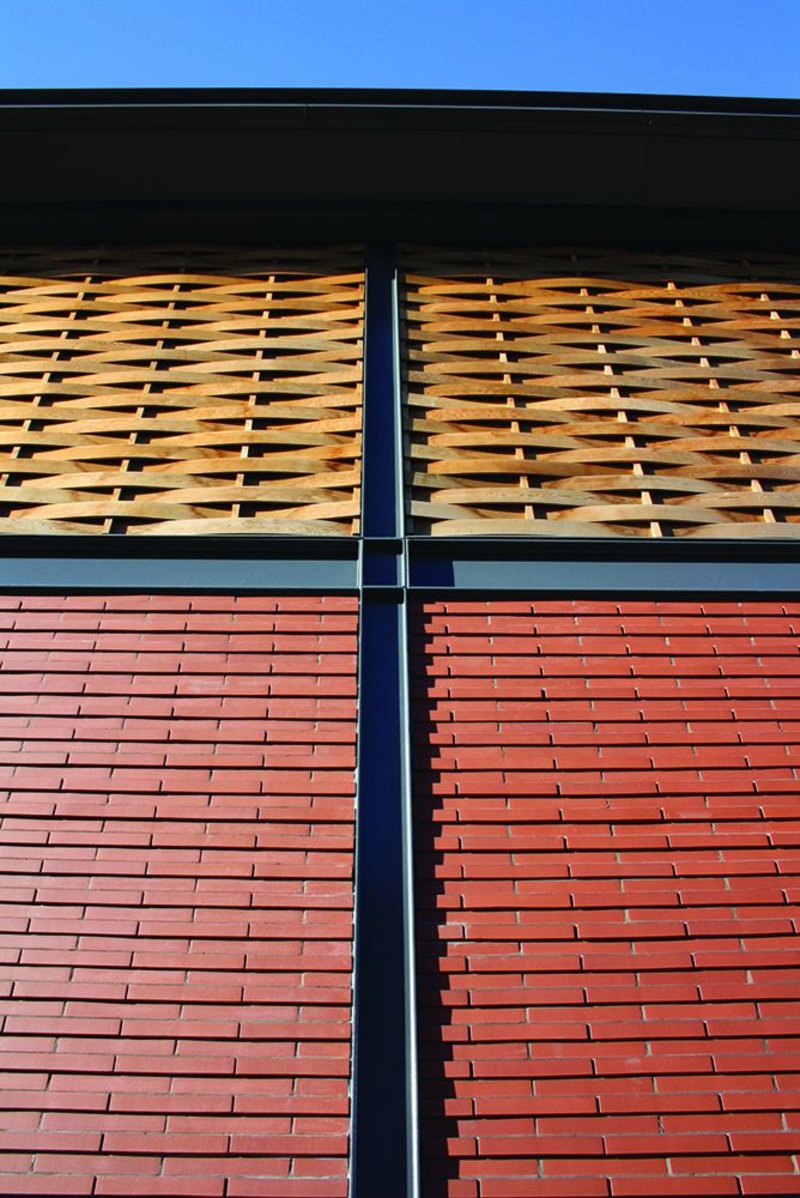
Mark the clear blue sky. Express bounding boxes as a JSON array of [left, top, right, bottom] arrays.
[[1, 0, 798, 97]]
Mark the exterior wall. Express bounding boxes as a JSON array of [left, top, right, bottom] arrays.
[[1, 230, 799, 1198], [412, 598, 800, 1197], [0, 594, 357, 1197]]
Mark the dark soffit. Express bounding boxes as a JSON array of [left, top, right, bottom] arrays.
[[1, 88, 799, 210]]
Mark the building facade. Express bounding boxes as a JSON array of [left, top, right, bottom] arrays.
[[0, 89, 799, 1197]]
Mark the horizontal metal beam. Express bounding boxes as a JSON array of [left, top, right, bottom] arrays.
[[0, 536, 359, 591], [6, 532, 800, 594], [408, 537, 800, 595]]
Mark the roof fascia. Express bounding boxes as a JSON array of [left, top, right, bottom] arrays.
[[0, 88, 798, 222]]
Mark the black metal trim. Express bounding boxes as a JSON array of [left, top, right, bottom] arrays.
[[3, 89, 800, 224], [407, 536, 800, 594], [351, 593, 418, 1198], [5, 201, 800, 250], [362, 246, 403, 540], [0, 556, 358, 593], [351, 245, 419, 1197], [0, 535, 359, 592], [4, 88, 800, 115]]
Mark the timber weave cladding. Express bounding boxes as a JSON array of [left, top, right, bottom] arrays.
[[402, 247, 800, 538], [0, 246, 363, 535]]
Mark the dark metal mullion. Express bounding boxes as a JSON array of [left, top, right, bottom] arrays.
[[350, 245, 419, 1198], [351, 595, 417, 1195], [360, 243, 402, 541]]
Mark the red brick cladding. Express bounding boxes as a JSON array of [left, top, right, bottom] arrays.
[[0, 594, 357, 1198], [412, 599, 800, 1198]]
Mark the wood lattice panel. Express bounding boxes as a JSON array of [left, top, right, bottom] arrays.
[[0, 246, 363, 535], [403, 247, 800, 537]]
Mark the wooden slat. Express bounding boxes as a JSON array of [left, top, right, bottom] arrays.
[[402, 247, 800, 537], [0, 246, 363, 535]]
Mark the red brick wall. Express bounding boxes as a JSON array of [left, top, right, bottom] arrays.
[[412, 599, 800, 1198], [0, 594, 357, 1198]]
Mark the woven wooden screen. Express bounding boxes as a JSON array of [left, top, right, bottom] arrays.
[[0, 246, 363, 535], [403, 248, 800, 537]]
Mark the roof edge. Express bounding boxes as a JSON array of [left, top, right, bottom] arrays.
[[0, 88, 798, 219], [1, 87, 799, 118]]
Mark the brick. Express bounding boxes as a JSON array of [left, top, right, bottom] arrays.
[[482, 1184, 606, 1198], [738, 1180, 800, 1195], [611, 1182, 737, 1197], [542, 1158, 668, 1177], [0, 1180, 94, 1196], [227, 1184, 348, 1198], [95, 1182, 224, 1197]]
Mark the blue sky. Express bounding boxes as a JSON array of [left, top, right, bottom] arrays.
[[1, 0, 798, 96]]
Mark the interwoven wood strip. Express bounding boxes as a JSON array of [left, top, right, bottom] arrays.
[[0, 246, 363, 535], [403, 247, 800, 537]]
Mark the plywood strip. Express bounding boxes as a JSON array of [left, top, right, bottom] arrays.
[[0, 246, 363, 534], [402, 247, 800, 537]]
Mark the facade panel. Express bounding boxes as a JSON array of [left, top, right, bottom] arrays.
[[413, 598, 800, 1197], [0, 593, 357, 1197], [0, 247, 363, 536], [403, 249, 800, 539]]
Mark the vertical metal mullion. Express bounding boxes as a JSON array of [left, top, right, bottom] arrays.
[[396, 255, 420, 1196], [360, 242, 402, 541], [399, 584, 420, 1198], [351, 243, 419, 1198]]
